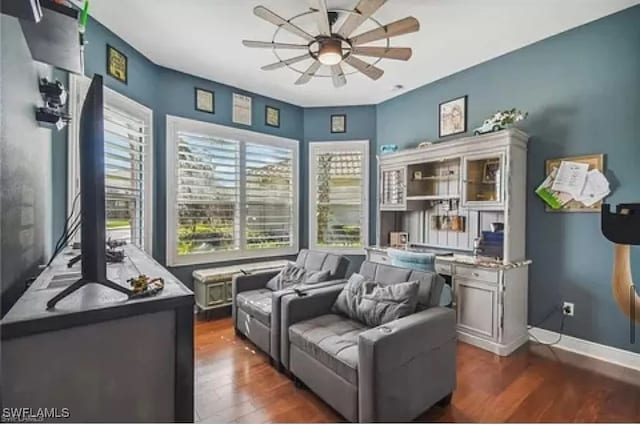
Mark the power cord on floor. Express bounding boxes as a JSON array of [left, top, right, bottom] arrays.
[[526, 305, 567, 360]]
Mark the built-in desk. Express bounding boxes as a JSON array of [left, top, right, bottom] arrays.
[[366, 246, 531, 356], [1, 245, 194, 422]]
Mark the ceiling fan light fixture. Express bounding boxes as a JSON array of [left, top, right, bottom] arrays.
[[317, 39, 343, 65], [246, 1, 421, 86]]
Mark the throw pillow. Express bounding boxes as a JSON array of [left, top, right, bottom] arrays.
[[357, 280, 420, 327], [266, 262, 306, 291], [305, 269, 331, 284], [332, 273, 366, 315], [332, 275, 420, 327]]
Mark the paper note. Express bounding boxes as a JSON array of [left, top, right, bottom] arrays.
[[575, 169, 610, 207], [551, 161, 589, 197], [535, 167, 573, 209]]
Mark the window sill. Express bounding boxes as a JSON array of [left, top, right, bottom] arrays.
[[167, 247, 299, 267]]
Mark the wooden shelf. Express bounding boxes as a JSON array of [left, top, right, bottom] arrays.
[[414, 175, 459, 181], [406, 195, 460, 201], [20, 0, 82, 74]]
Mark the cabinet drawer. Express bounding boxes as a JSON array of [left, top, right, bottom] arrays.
[[368, 251, 391, 265], [434, 262, 452, 276], [454, 266, 499, 283]]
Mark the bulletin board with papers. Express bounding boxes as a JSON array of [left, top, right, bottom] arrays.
[[536, 154, 608, 212]]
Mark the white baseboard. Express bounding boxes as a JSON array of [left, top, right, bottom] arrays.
[[529, 327, 640, 372]]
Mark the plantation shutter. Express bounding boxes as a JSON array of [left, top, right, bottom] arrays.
[[176, 132, 240, 256], [314, 149, 365, 248], [245, 143, 295, 250], [103, 105, 148, 246]]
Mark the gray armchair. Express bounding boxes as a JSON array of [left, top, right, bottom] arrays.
[[280, 261, 456, 422], [232, 250, 350, 369]]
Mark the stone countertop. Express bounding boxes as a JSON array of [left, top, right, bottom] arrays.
[[435, 254, 532, 270], [1, 245, 193, 334], [365, 245, 458, 255]]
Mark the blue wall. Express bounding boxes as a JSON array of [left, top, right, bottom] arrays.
[[377, 6, 640, 352], [154, 66, 304, 281], [302, 106, 377, 275], [56, 7, 640, 351], [62, 17, 308, 283]]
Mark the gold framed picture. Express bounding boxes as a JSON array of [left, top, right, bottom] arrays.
[[482, 160, 500, 184], [194, 88, 214, 114], [106, 44, 127, 84], [265, 105, 280, 128]]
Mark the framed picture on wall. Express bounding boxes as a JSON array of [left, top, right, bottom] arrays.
[[265, 105, 280, 127], [232, 93, 252, 126], [438, 95, 467, 137], [194, 88, 215, 114], [106, 44, 128, 84], [331, 114, 346, 133]]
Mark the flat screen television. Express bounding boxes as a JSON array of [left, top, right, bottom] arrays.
[[47, 74, 132, 309]]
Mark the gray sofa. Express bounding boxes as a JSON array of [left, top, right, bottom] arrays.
[[232, 250, 350, 368], [280, 261, 456, 422]]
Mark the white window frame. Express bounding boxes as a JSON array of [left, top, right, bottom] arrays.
[[67, 74, 154, 254], [308, 140, 370, 255], [166, 115, 300, 266]]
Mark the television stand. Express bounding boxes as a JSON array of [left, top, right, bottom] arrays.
[[1, 244, 194, 422], [46, 277, 133, 310], [66, 249, 125, 269]]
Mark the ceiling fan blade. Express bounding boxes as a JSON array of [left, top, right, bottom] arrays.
[[350, 16, 419, 45], [295, 61, 322, 85], [337, 0, 387, 38], [243, 40, 309, 50], [311, 0, 331, 37], [351, 46, 412, 60], [330, 65, 347, 87], [344, 55, 384, 80], [261, 53, 311, 71], [254, 6, 315, 42]]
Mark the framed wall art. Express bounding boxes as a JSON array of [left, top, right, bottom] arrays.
[[232, 93, 252, 126], [331, 114, 346, 133], [194, 88, 214, 114], [265, 105, 280, 128], [439, 95, 467, 137], [106, 44, 128, 84]]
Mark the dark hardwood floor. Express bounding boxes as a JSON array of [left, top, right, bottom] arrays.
[[194, 317, 640, 423]]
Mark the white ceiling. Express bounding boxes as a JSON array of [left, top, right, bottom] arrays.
[[88, 0, 639, 107]]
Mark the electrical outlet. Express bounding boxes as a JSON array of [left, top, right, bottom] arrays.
[[563, 302, 574, 317]]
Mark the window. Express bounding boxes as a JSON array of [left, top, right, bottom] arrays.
[[309, 141, 369, 254], [68, 75, 153, 252], [166, 116, 299, 266]]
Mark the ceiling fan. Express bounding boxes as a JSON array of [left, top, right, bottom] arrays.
[[242, 0, 420, 87]]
